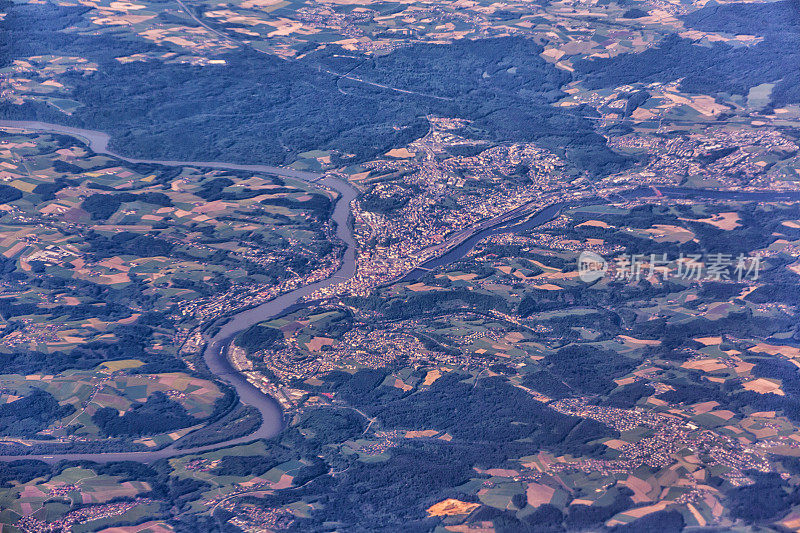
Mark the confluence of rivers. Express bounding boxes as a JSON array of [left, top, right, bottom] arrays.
[[1, 120, 798, 463]]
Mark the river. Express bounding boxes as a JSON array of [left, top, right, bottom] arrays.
[[0, 120, 798, 463], [0, 120, 322, 181], [401, 186, 800, 281], [0, 120, 357, 463]]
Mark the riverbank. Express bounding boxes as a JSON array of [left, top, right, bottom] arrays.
[[1, 120, 797, 463], [0, 120, 358, 463]]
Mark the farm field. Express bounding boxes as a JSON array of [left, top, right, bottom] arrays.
[[202, 197, 800, 530], [0, 129, 342, 362], [0, 127, 343, 460], [2, 0, 800, 529]]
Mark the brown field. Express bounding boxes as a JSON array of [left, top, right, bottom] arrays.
[[447, 273, 479, 281], [406, 430, 439, 438], [743, 378, 784, 395], [393, 378, 412, 391], [709, 409, 735, 421], [779, 514, 800, 531], [603, 439, 629, 450], [427, 499, 481, 516], [692, 401, 720, 414], [680, 212, 741, 230], [306, 336, 334, 351], [618, 335, 661, 346], [576, 220, 611, 229], [481, 468, 520, 477], [623, 475, 654, 503], [406, 282, 442, 292], [504, 332, 524, 343], [423, 369, 443, 386], [681, 358, 727, 372], [97, 521, 173, 533], [526, 483, 555, 507], [623, 501, 671, 519], [385, 148, 416, 158], [694, 336, 723, 346], [646, 224, 695, 243], [750, 343, 800, 358]]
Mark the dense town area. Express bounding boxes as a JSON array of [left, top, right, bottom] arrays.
[[2, 0, 800, 529]]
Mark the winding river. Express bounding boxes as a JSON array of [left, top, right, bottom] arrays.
[[1, 120, 799, 463], [0, 120, 357, 463]]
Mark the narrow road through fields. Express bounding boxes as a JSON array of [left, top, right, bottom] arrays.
[[173, 0, 453, 101]]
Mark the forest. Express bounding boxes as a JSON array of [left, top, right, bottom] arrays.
[[81, 192, 172, 220], [210, 442, 294, 477], [520, 345, 636, 398], [0, 388, 75, 437], [0, 0, 628, 175], [1, 321, 187, 376], [235, 324, 284, 355], [91, 391, 197, 437], [574, 0, 800, 106], [307, 370, 616, 457], [196, 176, 295, 201]]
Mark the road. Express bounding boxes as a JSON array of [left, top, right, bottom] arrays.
[[1, 121, 797, 462], [171, 0, 452, 101]]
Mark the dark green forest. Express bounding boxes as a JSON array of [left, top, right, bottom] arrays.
[[0, 0, 627, 175], [575, 0, 800, 107], [0, 389, 75, 437], [92, 391, 197, 437]]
